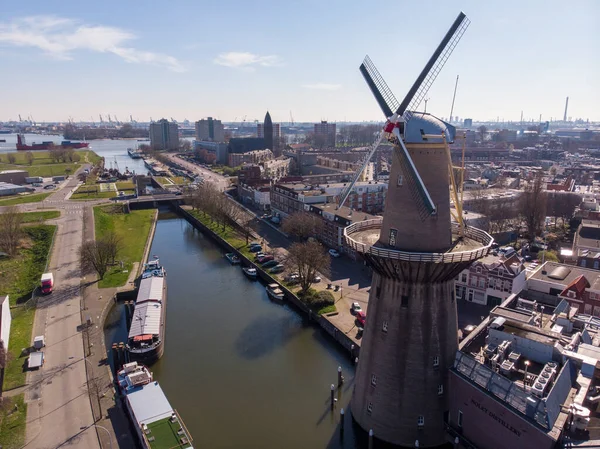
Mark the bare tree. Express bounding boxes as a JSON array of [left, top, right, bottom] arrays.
[[179, 139, 192, 151], [25, 151, 34, 165], [86, 373, 105, 419], [520, 173, 547, 241], [477, 125, 487, 142], [80, 239, 113, 280], [103, 230, 122, 265], [282, 211, 325, 240], [7, 154, 16, 164], [286, 240, 330, 294], [0, 206, 23, 256]]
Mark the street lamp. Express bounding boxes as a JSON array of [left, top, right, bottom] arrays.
[[524, 360, 530, 385]]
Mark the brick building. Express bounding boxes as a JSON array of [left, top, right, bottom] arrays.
[[455, 253, 526, 307]]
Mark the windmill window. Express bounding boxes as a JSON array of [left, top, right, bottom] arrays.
[[397, 175, 403, 186], [401, 295, 409, 308], [376, 286, 381, 298], [433, 356, 440, 367], [438, 385, 444, 395], [389, 228, 398, 247], [367, 402, 373, 414], [417, 416, 425, 427], [382, 321, 388, 332], [371, 374, 377, 386]]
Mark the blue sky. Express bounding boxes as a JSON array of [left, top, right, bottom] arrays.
[[0, 0, 598, 123]]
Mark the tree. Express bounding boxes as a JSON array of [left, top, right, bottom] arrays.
[[7, 154, 16, 164], [80, 239, 113, 280], [477, 125, 487, 142], [282, 211, 325, 240], [520, 173, 547, 241], [286, 240, 330, 294], [103, 230, 122, 265], [179, 139, 192, 151], [25, 151, 34, 165], [0, 206, 23, 256]]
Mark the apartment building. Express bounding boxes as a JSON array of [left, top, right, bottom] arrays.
[[195, 117, 224, 142], [314, 121, 336, 147], [149, 119, 179, 150]]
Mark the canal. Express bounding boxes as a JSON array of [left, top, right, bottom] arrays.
[[105, 215, 366, 449]]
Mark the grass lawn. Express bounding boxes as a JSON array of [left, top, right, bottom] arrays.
[[94, 205, 155, 288], [169, 176, 190, 185], [71, 185, 116, 200], [0, 225, 55, 391], [0, 150, 99, 177], [115, 181, 135, 191], [0, 394, 27, 449], [19, 210, 60, 223], [0, 192, 52, 206], [154, 176, 171, 186]]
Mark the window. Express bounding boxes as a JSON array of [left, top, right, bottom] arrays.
[[376, 286, 381, 298], [478, 278, 485, 289], [438, 385, 444, 395], [367, 402, 373, 415], [371, 374, 377, 386], [568, 290, 576, 298], [468, 290, 474, 302], [389, 228, 397, 247], [476, 266, 482, 274], [417, 416, 425, 427], [397, 175, 403, 186], [594, 306, 600, 317], [461, 273, 467, 283], [458, 411, 463, 428], [498, 268, 504, 276], [488, 278, 496, 289], [595, 261, 600, 270], [581, 259, 588, 268], [455, 286, 462, 299], [585, 304, 592, 314], [433, 356, 440, 367], [401, 295, 409, 308], [382, 321, 388, 333]]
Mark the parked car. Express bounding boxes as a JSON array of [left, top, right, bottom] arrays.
[[257, 255, 274, 264], [285, 273, 300, 284], [351, 302, 362, 315], [119, 191, 125, 197], [43, 184, 55, 190], [312, 275, 322, 283], [269, 264, 285, 274], [329, 249, 340, 258], [262, 260, 279, 268], [355, 311, 366, 327], [249, 242, 261, 248], [254, 252, 266, 260], [249, 245, 262, 253]]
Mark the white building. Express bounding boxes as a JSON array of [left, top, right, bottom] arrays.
[[0, 295, 11, 357]]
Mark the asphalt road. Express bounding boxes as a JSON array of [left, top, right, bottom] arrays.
[[166, 153, 230, 191], [4, 173, 101, 449]]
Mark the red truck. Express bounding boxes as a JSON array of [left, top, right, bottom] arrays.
[[41, 273, 54, 294]]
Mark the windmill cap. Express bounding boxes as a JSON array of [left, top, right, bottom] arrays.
[[405, 113, 456, 144]]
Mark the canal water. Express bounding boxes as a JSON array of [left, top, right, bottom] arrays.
[[105, 215, 366, 449]]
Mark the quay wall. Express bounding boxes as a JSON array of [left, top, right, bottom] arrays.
[[176, 205, 360, 358]]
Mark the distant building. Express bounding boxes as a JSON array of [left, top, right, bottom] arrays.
[[463, 118, 473, 127], [193, 141, 228, 165], [573, 221, 600, 269], [0, 182, 32, 196], [257, 111, 280, 151], [149, 119, 179, 150], [227, 137, 265, 156], [314, 121, 336, 147], [195, 117, 224, 142], [0, 170, 28, 185], [307, 203, 378, 259], [228, 149, 273, 167]]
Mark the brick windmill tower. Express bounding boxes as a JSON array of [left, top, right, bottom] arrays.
[[344, 12, 493, 447]]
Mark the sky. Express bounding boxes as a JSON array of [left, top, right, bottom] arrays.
[[0, 0, 598, 124]]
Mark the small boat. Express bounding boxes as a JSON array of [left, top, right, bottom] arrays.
[[266, 283, 284, 301], [225, 253, 240, 265], [242, 267, 257, 279]]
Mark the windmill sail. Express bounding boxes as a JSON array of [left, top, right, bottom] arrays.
[[391, 127, 436, 217], [397, 12, 470, 122], [360, 56, 400, 118]]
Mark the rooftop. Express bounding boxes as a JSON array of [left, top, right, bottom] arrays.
[[529, 261, 600, 292]]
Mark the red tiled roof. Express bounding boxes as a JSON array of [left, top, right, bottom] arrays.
[[560, 274, 590, 299]]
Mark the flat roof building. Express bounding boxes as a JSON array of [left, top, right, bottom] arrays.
[[149, 119, 179, 151], [195, 117, 224, 142]]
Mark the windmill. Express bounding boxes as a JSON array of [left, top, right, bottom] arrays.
[[345, 13, 493, 447], [337, 12, 470, 225]]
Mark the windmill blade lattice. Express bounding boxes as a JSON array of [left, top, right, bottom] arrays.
[[360, 56, 400, 118]]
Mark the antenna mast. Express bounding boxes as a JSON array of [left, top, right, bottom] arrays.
[[449, 75, 460, 123]]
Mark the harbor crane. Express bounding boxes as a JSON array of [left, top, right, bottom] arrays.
[[99, 114, 104, 123]]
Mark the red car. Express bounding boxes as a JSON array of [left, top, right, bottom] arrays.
[[257, 254, 274, 264], [356, 311, 366, 327]]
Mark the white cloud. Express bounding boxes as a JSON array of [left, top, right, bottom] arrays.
[[302, 83, 342, 91], [214, 51, 281, 70], [0, 15, 185, 72]]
